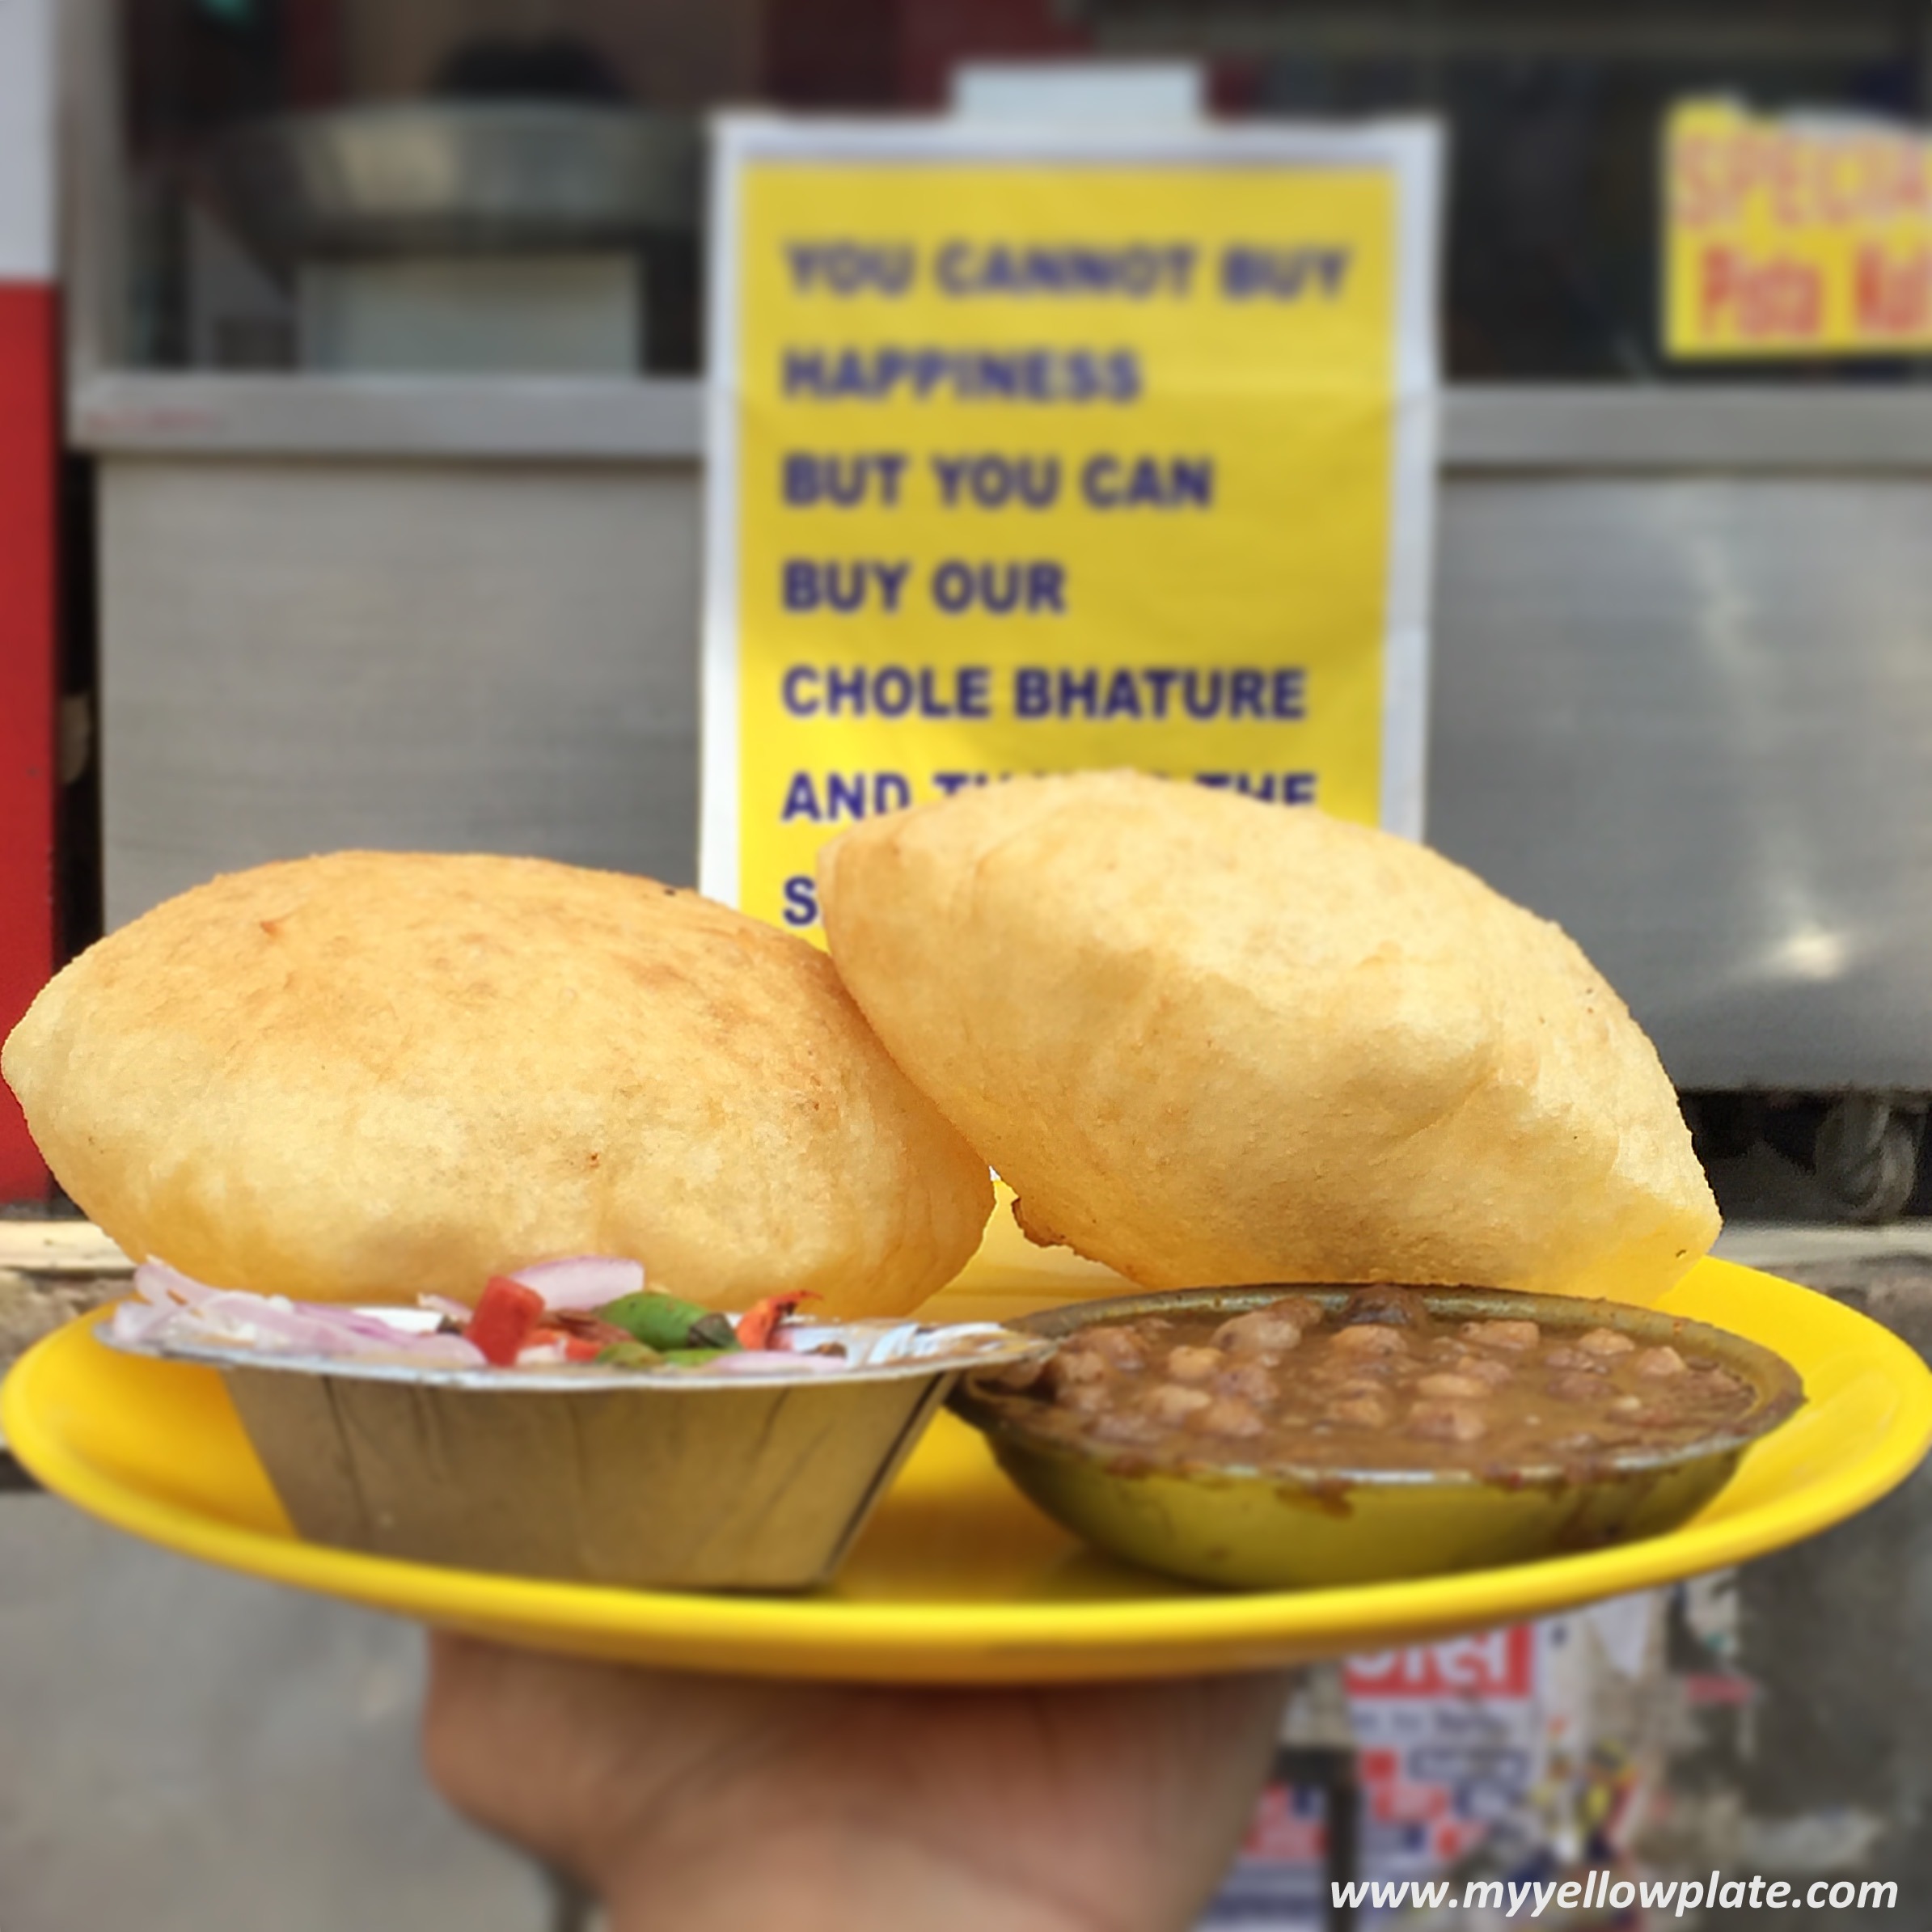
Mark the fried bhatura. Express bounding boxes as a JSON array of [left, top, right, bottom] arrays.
[[818, 772, 1719, 1304], [2, 852, 993, 1313]]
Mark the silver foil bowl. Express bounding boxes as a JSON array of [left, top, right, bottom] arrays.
[[105, 1322, 1045, 1592]]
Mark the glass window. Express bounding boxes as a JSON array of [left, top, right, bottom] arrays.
[[100, 0, 1932, 379], [112, 0, 745, 372]]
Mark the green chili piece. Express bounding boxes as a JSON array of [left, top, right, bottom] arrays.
[[593, 1341, 665, 1369], [689, 1311, 740, 1351], [597, 1292, 742, 1353]]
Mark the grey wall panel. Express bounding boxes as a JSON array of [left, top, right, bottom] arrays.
[[1429, 477, 1932, 1092], [99, 455, 700, 928], [99, 454, 1932, 1091]]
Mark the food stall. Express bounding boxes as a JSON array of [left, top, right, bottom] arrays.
[[53, 0, 1932, 1224], [6, 2, 1932, 1929]]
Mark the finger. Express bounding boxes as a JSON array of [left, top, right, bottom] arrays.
[[422, 1632, 656, 1883], [421, 1634, 822, 1888]]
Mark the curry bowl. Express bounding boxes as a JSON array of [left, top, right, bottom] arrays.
[[951, 1286, 1803, 1591]]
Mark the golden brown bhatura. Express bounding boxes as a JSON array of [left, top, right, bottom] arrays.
[[2, 853, 993, 1314], [818, 772, 1719, 1305]]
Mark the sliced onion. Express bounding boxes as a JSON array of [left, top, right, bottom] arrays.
[[108, 1297, 181, 1346], [395, 1333, 488, 1368], [134, 1259, 218, 1307], [780, 1320, 1021, 1367], [188, 1292, 411, 1354], [699, 1350, 848, 1376], [121, 1260, 487, 1367], [114, 1254, 1016, 1379], [508, 1256, 645, 1312]]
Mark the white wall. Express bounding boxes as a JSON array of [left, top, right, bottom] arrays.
[[0, 0, 54, 281]]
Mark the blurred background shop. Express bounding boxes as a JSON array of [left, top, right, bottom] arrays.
[[7, 1, 1932, 1927], [40, 0, 1932, 1220]]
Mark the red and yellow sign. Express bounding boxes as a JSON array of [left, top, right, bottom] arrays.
[[1666, 98, 1932, 357]]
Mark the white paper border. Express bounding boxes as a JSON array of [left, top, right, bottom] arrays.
[[698, 113, 1444, 899], [1376, 120, 1444, 842]]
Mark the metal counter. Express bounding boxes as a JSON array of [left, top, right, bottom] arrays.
[[72, 378, 1932, 1095]]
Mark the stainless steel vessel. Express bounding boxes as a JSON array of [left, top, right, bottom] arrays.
[[212, 104, 701, 265]]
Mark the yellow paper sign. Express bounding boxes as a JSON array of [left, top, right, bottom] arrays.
[[701, 118, 1440, 932], [1666, 97, 1932, 357]]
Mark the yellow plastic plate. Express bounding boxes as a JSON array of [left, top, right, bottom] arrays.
[[6, 1257, 1929, 1684]]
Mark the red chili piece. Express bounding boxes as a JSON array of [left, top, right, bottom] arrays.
[[522, 1325, 605, 1363], [735, 1290, 821, 1351], [547, 1309, 634, 1350], [466, 1276, 547, 1367]]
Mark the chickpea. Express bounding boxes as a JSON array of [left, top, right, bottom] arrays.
[[1634, 1345, 1688, 1379], [1461, 1319, 1541, 1353], [1145, 1383, 1213, 1423], [1416, 1372, 1490, 1401], [1313, 1352, 1397, 1382], [1448, 1352, 1514, 1388], [1325, 1392, 1393, 1427], [1046, 1349, 1109, 1391], [1541, 1346, 1604, 1373], [1409, 1401, 1489, 1444], [1089, 1410, 1164, 1447], [1214, 1362, 1278, 1405], [1330, 1324, 1408, 1357], [1549, 1372, 1612, 1404], [1165, 1345, 1224, 1385], [1332, 1377, 1390, 1402], [1056, 1380, 1114, 1417], [1213, 1309, 1304, 1355], [1080, 1326, 1147, 1370], [1576, 1327, 1637, 1359], [1192, 1397, 1267, 1439]]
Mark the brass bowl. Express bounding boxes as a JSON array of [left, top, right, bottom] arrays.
[[952, 1286, 1803, 1591]]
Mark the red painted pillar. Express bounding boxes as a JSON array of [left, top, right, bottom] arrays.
[[0, 0, 59, 1201]]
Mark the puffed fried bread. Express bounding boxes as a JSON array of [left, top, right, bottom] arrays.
[[818, 772, 1718, 1304], [2, 852, 993, 1313]]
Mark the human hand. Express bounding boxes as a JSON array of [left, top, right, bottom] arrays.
[[424, 1632, 1288, 1932]]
